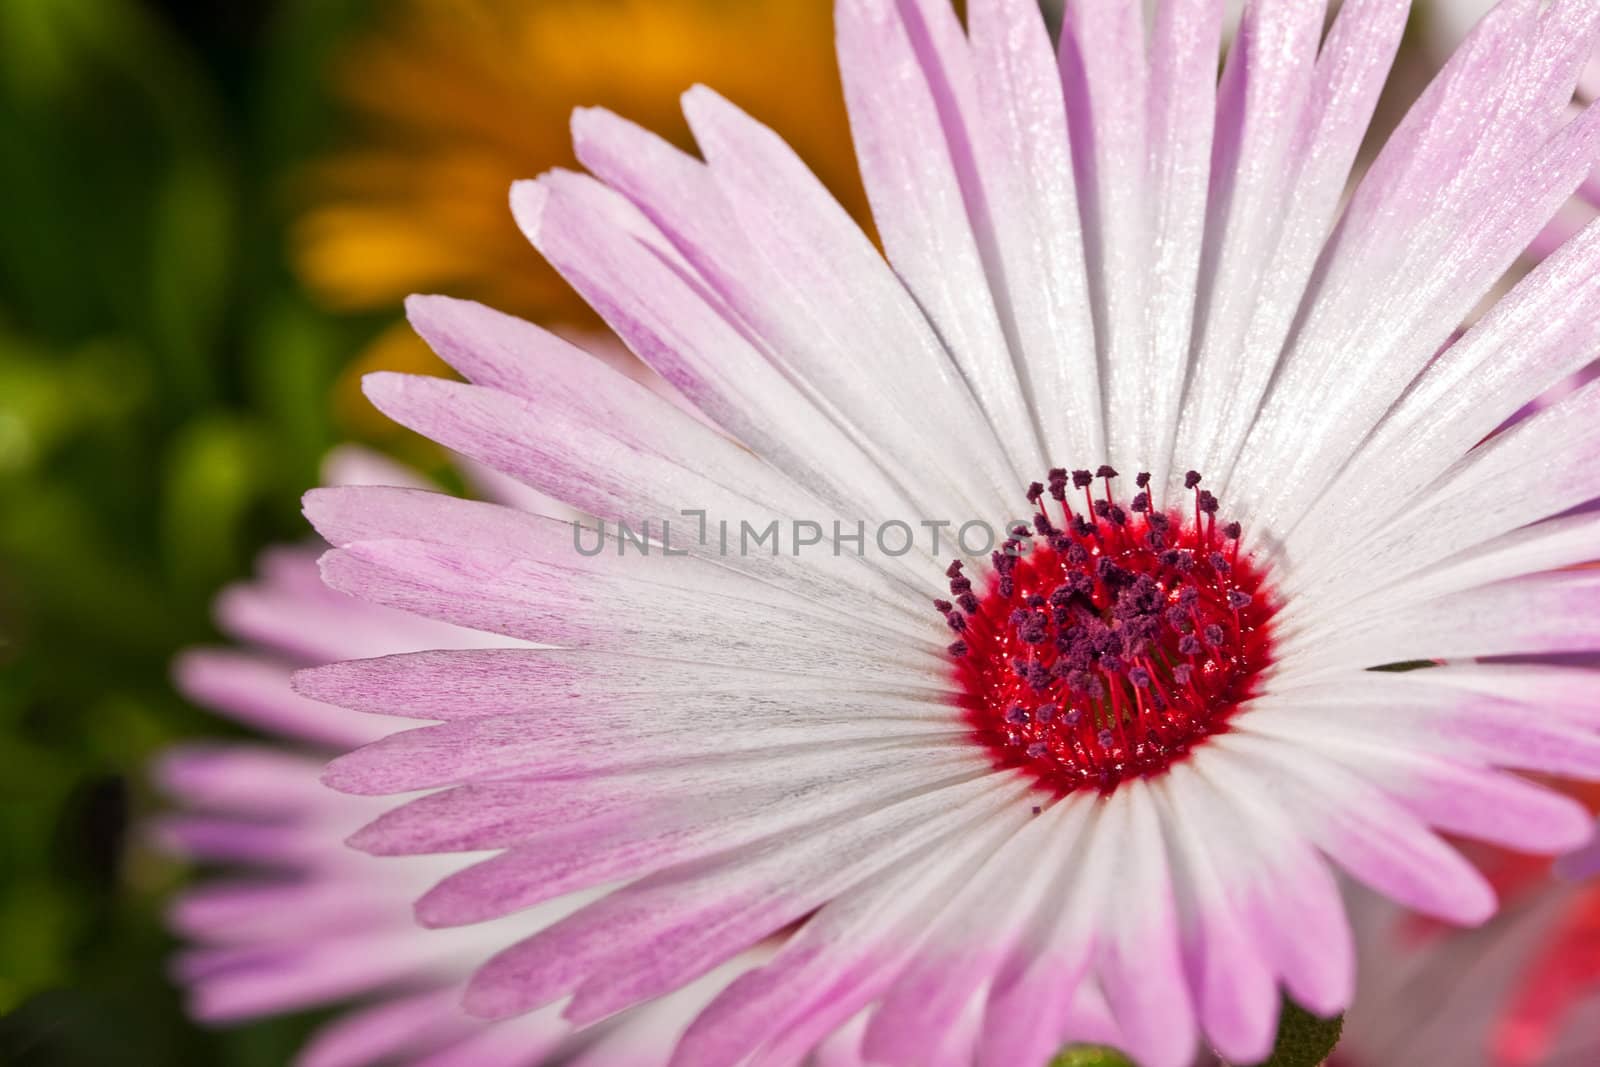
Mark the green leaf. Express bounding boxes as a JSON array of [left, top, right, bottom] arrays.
[[146, 151, 234, 406], [160, 414, 269, 596]]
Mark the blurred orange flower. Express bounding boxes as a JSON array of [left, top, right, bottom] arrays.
[[294, 0, 867, 439]]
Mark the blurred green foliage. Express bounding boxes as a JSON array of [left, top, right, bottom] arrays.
[[0, 0, 380, 1061]]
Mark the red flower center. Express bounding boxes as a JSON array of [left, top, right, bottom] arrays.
[[940, 467, 1278, 796]]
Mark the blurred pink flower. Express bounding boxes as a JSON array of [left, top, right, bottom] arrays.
[[1336, 851, 1600, 1067], [153, 449, 787, 1067]]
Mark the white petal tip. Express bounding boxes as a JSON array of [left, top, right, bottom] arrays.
[[509, 179, 549, 237]]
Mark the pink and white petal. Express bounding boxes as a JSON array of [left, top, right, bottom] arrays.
[[1329, 509, 1600, 620], [355, 371, 801, 547], [974, 796, 1120, 1067], [1298, 381, 1600, 621], [684, 86, 1017, 511], [1235, 708, 1592, 853], [859, 797, 1086, 1066], [967, 0, 1103, 464], [402, 292, 624, 417], [320, 444, 436, 492], [1347, 214, 1600, 511], [1529, 179, 1600, 259], [1138, 0, 1226, 495], [304, 485, 566, 558], [1184, 0, 1408, 498], [328, 422, 582, 551], [1404, 661, 1600, 727], [315, 540, 943, 683], [152, 816, 326, 867], [1181, 746, 1355, 1017], [681, 86, 1019, 520], [355, 373, 946, 610], [567, 110, 992, 526], [460, 774, 1024, 1022], [179, 927, 457, 1022], [555, 950, 765, 1067], [514, 177, 930, 537], [422, 753, 994, 937], [1280, 308, 1600, 604], [173, 650, 390, 750], [154, 744, 337, 815], [403, 1007, 572, 1067], [341, 740, 978, 856], [1208, 733, 1496, 924], [1090, 787, 1197, 1067], [296, 990, 470, 1067], [672, 800, 1031, 1067], [836, 0, 1043, 479], [1240, 11, 1600, 532], [1175, 0, 1327, 492], [294, 647, 947, 726], [306, 483, 923, 632], [1282, 570, 1600, 677], [305, 486, 640, 599], [810, 1014, 872, 1067], [169, 878, 389, 945], [1149, 765, 1280, 1064], [216, 547, 497, 663], [312, 458, 931, 637], [1238, 0, 1539, 494], [1058, 0, 1151, 472], [1244, 672, 1600, 781]]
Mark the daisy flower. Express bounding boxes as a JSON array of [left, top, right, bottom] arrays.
[[296, 1, 1600, 1065], [152, 450, 798, 1067]]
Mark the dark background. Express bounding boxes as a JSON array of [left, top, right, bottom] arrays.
[[1, 2, 376, 1062]]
